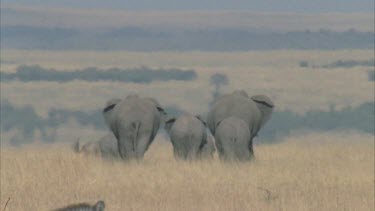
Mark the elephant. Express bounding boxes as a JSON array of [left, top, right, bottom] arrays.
[[52, 200, 105, 211], [102, 95, 166, 160], [164, 114, 208, 160], [200, 132, 216, 159], [215, 116, 252, 161], [73, 133, 120, 159], [207, 90, 274, 158]]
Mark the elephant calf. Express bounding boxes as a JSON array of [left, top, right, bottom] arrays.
[[215, 116, 253, 161], [73, 133, 120, 159], [52, 200, 105, 211], [165, 114, 209, 160], [200, 133, 216, 159]]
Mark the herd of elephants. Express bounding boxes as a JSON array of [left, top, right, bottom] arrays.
[[75, 90, 274, 161], [53, 90, 274, 210]]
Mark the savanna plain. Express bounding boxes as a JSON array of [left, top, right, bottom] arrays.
[[1, 49, 374, 210]]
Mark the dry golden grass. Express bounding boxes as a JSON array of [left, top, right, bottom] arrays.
[[1, 132, 374, 211]]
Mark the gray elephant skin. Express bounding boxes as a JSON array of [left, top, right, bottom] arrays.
[[164, 114, 209, 160], [52, 200, 105, 211], [103, 95, 166, 160], [215, 116, 252, 161], [200, 132, 216, 159], [207, 90, 274, 158], [73, 133, 120, 159]]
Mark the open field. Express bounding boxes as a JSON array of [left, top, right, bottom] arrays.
[[1, 132, 374, 211]]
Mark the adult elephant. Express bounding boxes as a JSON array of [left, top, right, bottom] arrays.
[[215, 116, 252, 161], [164, 114, 208, 160], [103, 95, 166, 160], [207, 90, 274, 158]]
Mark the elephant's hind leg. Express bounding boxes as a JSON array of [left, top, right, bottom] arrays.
[[135, 134, 152, 159], [118, 130, 137, 160], [248, 138, 255, 160]]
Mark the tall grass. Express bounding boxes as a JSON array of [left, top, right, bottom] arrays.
[[1, 132, 373, 211]]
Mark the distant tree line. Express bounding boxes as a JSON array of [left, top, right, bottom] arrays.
[[1, 100, 373, 145], [321, 59, 374, 68], [260, 103, 374, 142], [0, 65, 197, 83], [299, 59, 375, 69], [2, 26, 373, 51]]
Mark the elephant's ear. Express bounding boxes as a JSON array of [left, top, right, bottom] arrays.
[[215, 120, 223, 128], [165, 117, 176, 124], [157, 106, 167, 115], [195, 115, 207, 127], [145, 97, 167, 115], [103, 104, 116, 113], [103, 98, 121, 113], [251, 95, 274, 108], [164, 117, 176, 133]]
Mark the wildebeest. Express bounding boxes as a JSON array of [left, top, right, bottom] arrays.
[[52, 200, 105, 211]]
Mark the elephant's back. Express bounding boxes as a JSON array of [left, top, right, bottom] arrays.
[[217, 117, 249, 134], [216, 117, 250, 144], [210, 95, 259, 126], [172, 115, 205, 133], [170, 115, 205, 140], [116, 99, 157, 120], [113, 99, 159, 133], [170, 115, 206, 155]]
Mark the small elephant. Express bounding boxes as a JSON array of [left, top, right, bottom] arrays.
[[52, 200, 105, 211], [200, 132, 216, 159], [103, 95, 166, 160], [207, 90, 274, 158], [215, 116, 252, 161], [73, 133, 120, 159], [164, 114, 208, 160]]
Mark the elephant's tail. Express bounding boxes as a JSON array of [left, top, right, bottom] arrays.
[[230, 137, 237, 143], [132, 121, 141, 152], [73, 138, 82, 153]]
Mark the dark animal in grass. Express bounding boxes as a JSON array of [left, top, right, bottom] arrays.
[[52, 200, 105, 211]]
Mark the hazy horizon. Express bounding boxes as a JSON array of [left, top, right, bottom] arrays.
[[1, 4, 374, 51], [3, 0, 374, 12]]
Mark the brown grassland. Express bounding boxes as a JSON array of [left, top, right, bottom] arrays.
[[1, 132, 374, 211]]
